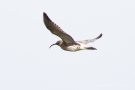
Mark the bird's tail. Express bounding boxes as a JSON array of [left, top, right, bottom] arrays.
[[85, 47, 97, 50]]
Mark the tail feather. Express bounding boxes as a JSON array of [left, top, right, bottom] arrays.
[[85, 47, 97, 50]]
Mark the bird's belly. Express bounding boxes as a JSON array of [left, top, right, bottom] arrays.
[[61, 43, 87, 51], [66, 45, 81, 51]]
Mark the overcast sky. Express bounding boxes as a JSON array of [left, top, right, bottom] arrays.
[[0, 0, 135, 90]]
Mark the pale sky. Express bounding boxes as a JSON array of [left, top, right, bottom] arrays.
[[0, 0, 135, 90]]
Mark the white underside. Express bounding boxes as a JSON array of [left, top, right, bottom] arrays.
[[66, 42, 88, 51]]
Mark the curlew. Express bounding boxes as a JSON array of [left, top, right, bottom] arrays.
[[43, 12, 102, 52]]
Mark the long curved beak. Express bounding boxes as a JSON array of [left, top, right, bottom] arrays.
[[49, 43, 57, 49]]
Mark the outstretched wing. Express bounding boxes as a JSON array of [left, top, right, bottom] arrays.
[[43, 12, 76, 44], [77, 33, 102, 44]]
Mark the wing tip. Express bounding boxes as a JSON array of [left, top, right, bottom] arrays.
[[43, 12, 47, 16], [96, 33, 103, 39], [43, 12, 48, 18], [43, 12, 51, 21]]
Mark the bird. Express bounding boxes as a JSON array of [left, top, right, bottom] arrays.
[[43, 12, 102, 52]]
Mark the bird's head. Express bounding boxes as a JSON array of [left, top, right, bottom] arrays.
[[49, 40, 63, 48]]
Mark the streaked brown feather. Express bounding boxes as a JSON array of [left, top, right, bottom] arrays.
[[43, 12, 76, 44]]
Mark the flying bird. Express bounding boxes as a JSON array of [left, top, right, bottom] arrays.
[[43, 12, 102, 52]]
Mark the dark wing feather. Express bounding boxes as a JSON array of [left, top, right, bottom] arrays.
[[43, 12, 76, 44], [77, 33, 102, 44]]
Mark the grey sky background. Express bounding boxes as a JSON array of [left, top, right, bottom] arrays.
[[0, 0, 135, 90]]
